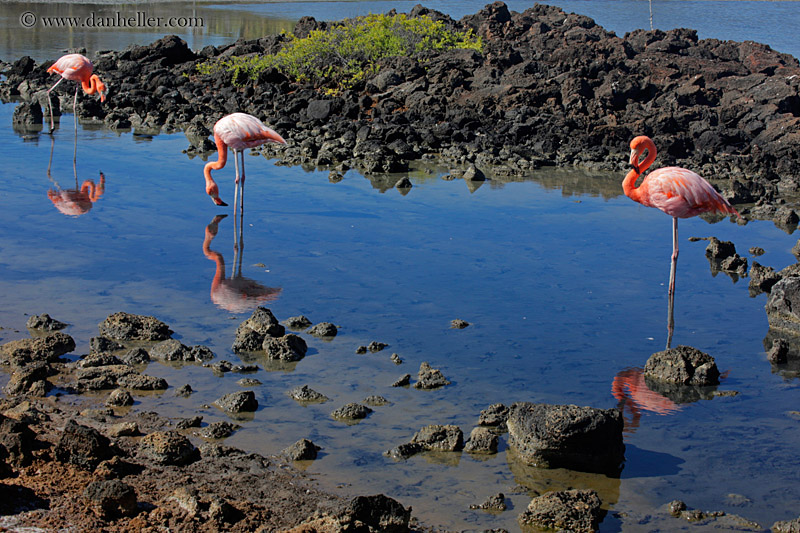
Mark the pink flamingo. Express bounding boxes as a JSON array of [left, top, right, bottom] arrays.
[[46, 54, 107, 133], [203, 113, 287, 212], [623, 135, 740, 295]]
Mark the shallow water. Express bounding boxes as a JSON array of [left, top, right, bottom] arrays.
[[1, 97, 800, 530]]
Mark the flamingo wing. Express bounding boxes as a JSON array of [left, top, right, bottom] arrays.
[[48, 54, 93, 81], [214, 113, 286, 151], [642, 167, 737, 219]]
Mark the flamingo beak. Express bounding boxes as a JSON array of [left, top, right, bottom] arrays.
[[213, 197, 228, 207], [265, 128, 287, 145], [629, 149, 640, 173]]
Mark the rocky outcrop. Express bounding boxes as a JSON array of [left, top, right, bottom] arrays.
[[643, 345, 720, 386], [518, 489, 604, 532], [98, 312, 172, 341], [766, 277, 800, 335], [506, 402, 624, 473]]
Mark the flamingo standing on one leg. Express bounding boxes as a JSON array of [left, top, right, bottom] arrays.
[[46, 54, 107, 133], [203, 113, 287, 214], [623, 135, 740, 296]]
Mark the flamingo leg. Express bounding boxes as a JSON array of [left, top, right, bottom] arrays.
[[668, 217, 679, 296], [666, 280, 675, 349], [73, 85, 79, 133], [233, 149, 240, 221], [239, 150, 246, 215], [46, 77, 65, 133]]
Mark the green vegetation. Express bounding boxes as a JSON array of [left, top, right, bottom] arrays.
[[196, 13, 483, 91]]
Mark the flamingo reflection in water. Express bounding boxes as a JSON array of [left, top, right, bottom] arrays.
[[203, 214, 282, 312], [612, 367, 682, 434], [46, 136, 105, 216]]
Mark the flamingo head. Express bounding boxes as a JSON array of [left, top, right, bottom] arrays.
[[629, 135, 655, 174], [91, 75, 108, 103], [206, 182, 228, 206]]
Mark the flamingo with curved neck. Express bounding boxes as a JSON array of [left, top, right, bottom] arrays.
[[203, 113, 287, 213], [623, 135, 740, 295], [46, 54, 107, 133]]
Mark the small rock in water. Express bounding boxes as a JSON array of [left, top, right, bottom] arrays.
[[26, 314, 67, 331], [282, 438, 321, 461], [199, 421, 239, 439], [288, 384, 330, 403], [470, 493, 507, 511], [175, 384, 193, 397], [176, 416, 203, 430], [331, 403, 372, 421], [644, 345, 720, 386], [414, 361, 451, 389], [392, 374, 411, 387], [214, 391, 258, 414], [450, 319, 470, 329], [284, 315, 312, 330], [368, 341, 388, 352], [363, 395, 390, 406], [309, 322, 338, 338], [105, 388, 134, 407]]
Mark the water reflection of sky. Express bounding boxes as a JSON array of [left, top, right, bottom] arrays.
[[2, 100, 800, 529]]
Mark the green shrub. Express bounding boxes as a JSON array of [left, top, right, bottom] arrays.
[[196, 13, 483, 91]]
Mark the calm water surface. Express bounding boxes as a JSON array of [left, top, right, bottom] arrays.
[[1, 101, 799, 530], [1, 1, 800, 531]]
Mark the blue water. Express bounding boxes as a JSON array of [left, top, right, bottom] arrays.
[[2, 1, 800, 530], [2, 101, 799, 530]]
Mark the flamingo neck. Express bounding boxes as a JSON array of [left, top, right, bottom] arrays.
[[81, 75, 106, 101], [204, 135, 228, 196], [623, 137, 657, 202], [622, 168, 643, 202]]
